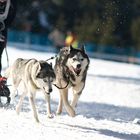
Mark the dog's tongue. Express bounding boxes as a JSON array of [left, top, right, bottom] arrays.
[[74, 68, 81, 75]]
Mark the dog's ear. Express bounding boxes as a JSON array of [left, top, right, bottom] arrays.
[[69, 45, 74, 52], [80, 44, 86, 53], [36, 62, 41, 78]]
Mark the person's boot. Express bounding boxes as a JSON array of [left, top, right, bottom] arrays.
[[0, 76, 10, 105]]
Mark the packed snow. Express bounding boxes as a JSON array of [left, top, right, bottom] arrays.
[[0, 46, 140, 140]]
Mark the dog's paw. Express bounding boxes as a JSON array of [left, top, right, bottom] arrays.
[[47, 113, 54, 119], [68, 109, 76, 117], [56, 112, 61, 116], [56, 109, 62, 115], [16, 107, 20, 115], [35, 118, 40, 123]]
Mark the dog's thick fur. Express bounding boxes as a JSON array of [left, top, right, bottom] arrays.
[[4, 58, 55, 122], [54, 45, 90, 117]]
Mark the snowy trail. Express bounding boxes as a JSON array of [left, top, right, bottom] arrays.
[[0, 46, 140, 140]]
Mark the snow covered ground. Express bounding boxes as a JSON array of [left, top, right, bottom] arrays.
[[0, 46, 140, 140]]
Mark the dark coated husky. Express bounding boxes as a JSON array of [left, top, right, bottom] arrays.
[[54, 45, 90, 117]]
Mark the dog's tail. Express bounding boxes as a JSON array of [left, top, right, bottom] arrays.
[[4, 66, 11, 78]]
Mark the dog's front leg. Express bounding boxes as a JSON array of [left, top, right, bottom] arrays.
[[29, 93, 39, 123], [56, 92, 63, 115], [44, 93, 52, 118], [71, 93, 81, 108], [61, 89, 75, 117], [71, 87, 83, 108]]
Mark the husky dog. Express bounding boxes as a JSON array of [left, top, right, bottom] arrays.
[[54, 45, 90, 117], [4, 58, 55, 122]]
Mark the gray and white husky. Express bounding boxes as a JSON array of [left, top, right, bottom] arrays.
[[54, 45, 90, 117], [4, 58, 55, 122]]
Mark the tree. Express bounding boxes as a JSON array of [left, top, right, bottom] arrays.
[[131, 18, 140, 51]]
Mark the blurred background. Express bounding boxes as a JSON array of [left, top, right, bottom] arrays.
[[8, 0, 140, 64]]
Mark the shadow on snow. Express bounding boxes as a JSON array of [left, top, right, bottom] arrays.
[[2, 94, 140, 140]]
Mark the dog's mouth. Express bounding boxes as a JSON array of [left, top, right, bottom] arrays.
[[43, 87, 52, 94], [73, 67, 81, 76]]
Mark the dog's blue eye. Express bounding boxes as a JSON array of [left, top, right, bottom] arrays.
[[81, 58, 84, 61]]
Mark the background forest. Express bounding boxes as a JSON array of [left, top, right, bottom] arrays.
[[13, 0, 140, 51]]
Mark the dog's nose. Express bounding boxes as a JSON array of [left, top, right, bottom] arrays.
[[77, 64, 81, 68], [49, 88, 52, 93]]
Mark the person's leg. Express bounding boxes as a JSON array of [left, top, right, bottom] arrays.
[[0, 29, 7, 75], [0, 42, 5, 74]]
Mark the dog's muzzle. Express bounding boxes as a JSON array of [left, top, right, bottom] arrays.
[[72, 64, 81, 76], [43, 87, 52, 95], [49, 88, 52, 93]]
